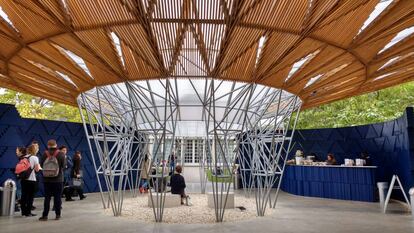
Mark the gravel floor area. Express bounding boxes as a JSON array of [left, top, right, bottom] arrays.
[[106, 193, 272, 224]]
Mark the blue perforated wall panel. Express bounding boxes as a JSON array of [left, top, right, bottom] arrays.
[[0, 104, 101, 196], [1, 104, 413, 199], [289, 107, 414, 197]]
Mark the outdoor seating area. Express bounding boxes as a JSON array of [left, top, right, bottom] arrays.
[[0, 1, 414, 233]]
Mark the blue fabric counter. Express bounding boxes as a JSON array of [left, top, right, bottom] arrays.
[[281, 165, 377, 202]]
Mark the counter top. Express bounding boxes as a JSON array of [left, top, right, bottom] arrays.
[[282, 164, 377, 202]]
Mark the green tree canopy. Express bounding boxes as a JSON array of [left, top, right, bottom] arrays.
[[0, 89, 82, 123], [295, 82, 414, 129]]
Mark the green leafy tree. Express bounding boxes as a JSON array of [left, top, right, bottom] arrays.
[[0, 88, 82, 123], [295, 82, 414, 129]]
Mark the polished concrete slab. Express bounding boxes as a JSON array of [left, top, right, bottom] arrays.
[[1, 190, 413, 233]]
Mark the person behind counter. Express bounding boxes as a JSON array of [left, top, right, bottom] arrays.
[[325, 153, 337, 165], [360, 152, 371, 166]]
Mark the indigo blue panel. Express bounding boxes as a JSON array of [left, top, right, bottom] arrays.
[[2, 104, 414, 202], [281, 165, 377, 202], [366, 125, 380, 139], [0, 104, 102, 197], [241, 107, 414, 202], [282, 107, 414, 201], [356, 125, 370, 139], [347, 127, 362, 139], [329, 128, 344, 141], [0, 105, 24, 126]]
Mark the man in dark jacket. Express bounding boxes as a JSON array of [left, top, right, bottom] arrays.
[[39, 139, 65, 221], [60, 145, 74, 201], [68, 151, 86, 200], [170, 165, 188, 205]]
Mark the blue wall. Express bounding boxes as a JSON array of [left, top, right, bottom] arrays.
[[0, 103, 413, 198], [290, 107, 414, 196], [0, 104, 101, 195]]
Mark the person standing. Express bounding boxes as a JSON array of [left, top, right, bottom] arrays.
[[60, 146, 73, 182], [39, 139, 65, 221], [139, 154, 150, 193], [20, 145, 41, 217], [14, 147, 26, 213], [360, 151, 372, 166], [60, 145, 74, 201], [69, 151, 86, 200], [168, 152, 176, 174], [31, 140, 40, 158], [31, 140, 40, 211]]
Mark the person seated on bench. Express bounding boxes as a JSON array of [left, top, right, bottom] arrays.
[[170, 165, 188, 205]]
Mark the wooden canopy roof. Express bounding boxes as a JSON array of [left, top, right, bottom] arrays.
[[0, 0, 414, 108]]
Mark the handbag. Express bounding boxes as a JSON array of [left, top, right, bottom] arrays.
[[71, 178, 82, 187]]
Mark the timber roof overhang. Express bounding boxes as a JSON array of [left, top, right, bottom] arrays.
[[0, 0, 413, 108]]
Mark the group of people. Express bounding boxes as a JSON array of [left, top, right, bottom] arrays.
[[14, 139, 85, 221], [139, 152, 189, 205]]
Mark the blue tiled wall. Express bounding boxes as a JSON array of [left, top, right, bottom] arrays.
[[290, 107, 414, 196], [1, 104, 413, 199], [0, 104, 101, 195]]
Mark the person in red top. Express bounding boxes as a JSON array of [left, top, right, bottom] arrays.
[[20, 144, 41, 217]]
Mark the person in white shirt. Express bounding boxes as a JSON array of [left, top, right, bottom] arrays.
[[20, 144, 41, 217]]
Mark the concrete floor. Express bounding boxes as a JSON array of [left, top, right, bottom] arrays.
[[1, 190, 413, 233]]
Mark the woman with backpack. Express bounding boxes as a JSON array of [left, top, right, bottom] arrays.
[[19, 144, 41, 217]]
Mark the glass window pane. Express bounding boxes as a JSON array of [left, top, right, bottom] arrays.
[[184, 139, 193, 164], [194, 139, 204, 163]]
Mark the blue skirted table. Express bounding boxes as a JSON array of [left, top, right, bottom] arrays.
[[281, 165, 377, 202]]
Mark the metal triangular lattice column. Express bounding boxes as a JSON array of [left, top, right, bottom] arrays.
[[78, 86, 140, 216]]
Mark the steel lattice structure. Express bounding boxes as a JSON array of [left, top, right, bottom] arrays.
[[77, 78, 300, 222]]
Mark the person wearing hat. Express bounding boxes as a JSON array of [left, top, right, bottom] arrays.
[[39, 139, 65, 221]]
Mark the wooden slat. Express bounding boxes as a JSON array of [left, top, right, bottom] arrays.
[[0, 0, 64, 42], [0, 1, 412, 108]]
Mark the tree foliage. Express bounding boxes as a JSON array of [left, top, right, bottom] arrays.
[[0, 89, 82, 123], [295, 82, 414, 129]]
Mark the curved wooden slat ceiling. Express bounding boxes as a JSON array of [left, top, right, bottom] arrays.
[[0, 0, 414, 108]]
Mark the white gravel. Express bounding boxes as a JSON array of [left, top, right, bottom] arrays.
[[106, 193, 272, 224]]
